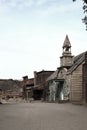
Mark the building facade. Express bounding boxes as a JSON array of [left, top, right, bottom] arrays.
[[47, 35, 72, 102], [67, 51, 87, 104], [47, 35, 87, 105], [33, 70, 54, 100], [22, 76, 34, 100]]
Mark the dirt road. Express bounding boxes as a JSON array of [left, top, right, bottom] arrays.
[[0, 102, 87, 130]]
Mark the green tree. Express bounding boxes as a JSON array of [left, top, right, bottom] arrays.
[[73, 0, 87, 30]]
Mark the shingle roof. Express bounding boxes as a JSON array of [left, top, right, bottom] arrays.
[[67, 51, 87, 74]]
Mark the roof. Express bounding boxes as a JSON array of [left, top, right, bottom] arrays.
[[47, 67, 67, 81], [47, 51, 87, 79], [46, 69, 59, 81], [67, 51, 87, 74], [34, 84, 44, 90], [35, 70, 54, 74], [63, 35, 71, 48], [26, 78, 34, 85]]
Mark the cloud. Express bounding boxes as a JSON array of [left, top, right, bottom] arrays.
[[0, 0, 34, 7], [0, 0, 82, 14], [0, 0, 72, 9]]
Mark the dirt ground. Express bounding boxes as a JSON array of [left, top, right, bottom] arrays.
[[0, 102, 87, 130]]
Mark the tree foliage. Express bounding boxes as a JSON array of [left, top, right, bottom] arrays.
[[73, 0, 87, 30], [82, 0, 87, 30]]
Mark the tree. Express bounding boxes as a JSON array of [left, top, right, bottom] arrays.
[[73, 0, 87, 4], [82, 0, 87, 30], [73, 0, 87, 30]]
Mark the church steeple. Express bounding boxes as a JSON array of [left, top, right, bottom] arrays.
[[62, 35, 71, 55], [60, 35, 73, 68]]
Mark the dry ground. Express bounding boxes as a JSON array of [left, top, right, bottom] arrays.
[[0, 102, 87, 130]]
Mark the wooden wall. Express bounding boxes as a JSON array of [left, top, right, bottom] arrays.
[[69, 64, 83, 104], [34, 71, 54, 86], [83, 53, 87, 104], [60, 56, 73, 67]]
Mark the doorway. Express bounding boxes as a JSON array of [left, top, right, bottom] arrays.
[[33, 89, 43, 100]]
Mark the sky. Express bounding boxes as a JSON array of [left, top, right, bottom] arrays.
[[0, 0, 87, 80]]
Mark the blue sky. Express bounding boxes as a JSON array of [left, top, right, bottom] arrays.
[[0, 0, 87, 79]]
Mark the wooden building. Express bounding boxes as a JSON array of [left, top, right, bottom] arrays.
[[47, 68, 69, 102], [22, 76, 34, 100], [47, 35, 72, 102], [47, 35, 87, 105], [67, 51, 87, 104], [33, 70, 54, 100]]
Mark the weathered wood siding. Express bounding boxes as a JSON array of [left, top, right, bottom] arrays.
[[83, 53, 87, 104], [83, 64, 87, 103], [34, 71, 54, 86], [69, 64, 83, 104], [60, 56, 73, 67]]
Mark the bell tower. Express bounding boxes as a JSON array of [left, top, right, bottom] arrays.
[[60, 35, 73, 68]]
